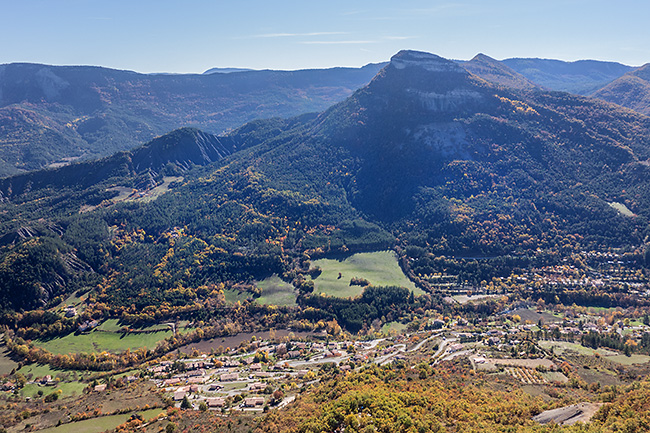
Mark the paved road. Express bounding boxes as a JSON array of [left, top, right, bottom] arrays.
[[431, 338, 458, 364], [408, 332, 441, 353]]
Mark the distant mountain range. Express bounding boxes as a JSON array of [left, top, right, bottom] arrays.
[[2, 50, 650, 310], [501, 58, 634, 95], [0, 62, 385, 176], [2, 55, 650, 179], [460, 54, 540, 90]]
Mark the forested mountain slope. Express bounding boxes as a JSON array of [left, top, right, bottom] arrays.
[[0, 62, 384, 175], [1, 50, 650, 313], [592, 63, 650, 116]]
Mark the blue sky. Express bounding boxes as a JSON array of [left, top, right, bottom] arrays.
[[2, 0, 648, 73]]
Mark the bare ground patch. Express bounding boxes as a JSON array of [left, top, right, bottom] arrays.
[[533, 402, 603, 426]]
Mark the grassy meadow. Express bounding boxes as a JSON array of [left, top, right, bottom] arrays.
[[309, 251, 424, 298], [36, 408, 164, 433], [34, 320, 177, 355], [255, 275, 297, 306]]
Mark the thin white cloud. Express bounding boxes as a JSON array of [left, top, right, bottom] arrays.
[[383, 36, 416, 41], [407, 4, 468, 15], [300, 40, 377, 45], [350, 4, 474, 21], [251, 32, 348, 39]]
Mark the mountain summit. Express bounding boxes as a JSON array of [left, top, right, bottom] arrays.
[[461, 53, 539, 90], [220, 50, 650, 248], [390, 50, 466, 73]]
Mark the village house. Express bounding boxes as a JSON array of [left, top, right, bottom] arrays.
[[188, 368, 206, 377], [287, 350, 302, 359], [78, 320, 99, 332], [223, 359, 239, 368], [248, 382, 266, 392], [163, 378, 181, 387], [186, 361, 206, 370], [243, 397, 265, 407], [39, 375, 54, 385], [220, 373, 239, 382], [150, 365, 168, 374], [207, 397, 225, 407]]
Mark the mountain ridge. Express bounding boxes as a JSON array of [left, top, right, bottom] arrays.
[[591, 63, 650, 116], [460, 53, 539, 90], [502, 57, 633, 94], [0, 61, 385, 176]]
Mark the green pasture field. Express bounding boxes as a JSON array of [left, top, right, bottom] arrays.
[[224, 288, 249, 304], [17, 363, 79, 380], [309, 251, 424, 298], [36, 328, 172, 355], [21, 381, 87, 399], [96, 319, 124, 332], [37, 408, 164, 433], [607, 354, 650, 365], [255, 275, 297, 306], [538, 341, 618, 356], [381, 322, 408, 334]]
